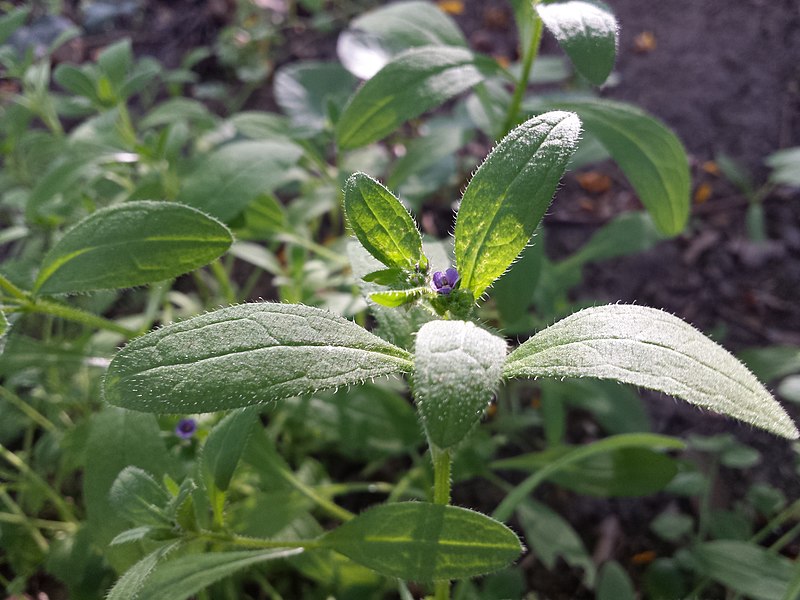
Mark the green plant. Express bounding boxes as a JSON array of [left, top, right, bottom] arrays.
[[100, 112, 797, 598]]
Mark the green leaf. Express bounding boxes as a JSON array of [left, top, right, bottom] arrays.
[[370, 287, 428, 307], [201, 407, 259, 492], [109, 466, 172, 527], [454, 111, 581, 300], [0, 7, 30, 45], [104, 303, 413, 413], [597, 561, 635, 600], [690, 540, 793, 600], [135, 548, 303, 600], [338, 0, 466, 79], [33, 201, 232, 295], [320, 502, 522, 581], [505, 305, 799, 439], [516, 500, 596, 587], [273, 62, 357, 134], [413, 320, 507, 449], [492, 240, 544, 327], [0, 312, 8, 341], [176, 140, 303, 222], [495, 446, 677, 497], [738, 346, 800, 383], [107, 541, 182, 600], [53, 64, 99, 102], [537, 1, 618, 85], [343, 172, 424, 270], [336, 46, 492, 150], [552, 98, 690, 235], [767, 146, 800, 187], [97, 39, 133, 86]]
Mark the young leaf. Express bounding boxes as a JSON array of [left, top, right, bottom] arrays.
[[370, 287, 428, 307], [537, 1, 618, 85], [504, 305, 799, 439], [104, 303, 413, 414], [176, 140, 303, 222], [201, 407, 259, 492], [132, 548, 303, 600], [109, 466, 172, 527], [414, 320, 507, 449], [454, 112, 581, 300], [343, 172, 424, 270], [320, 502, 522, 581], [554, 98, 690, 235], [336, 46, 493, 150], [33, 201, 232, 295], [106, 541, 182, 600]]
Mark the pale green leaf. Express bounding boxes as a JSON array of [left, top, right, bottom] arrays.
[[135, 548, 303, 600], [104, 303, 412, 413], [336, 46, 492, 150], [537, 1, 618, 85], [33, 201, 232, 295], [504, 305, 799, 439], [553, 98, 690, 235], [455, 111, 581, 299], [320, 502, 522, 581], [176, 140, 303, 222], [106, 541, 182, 600], [690, 541, 793, 600], [414, 320, 507, 449], [343, 172, 424, 270], [370, 287, 428, 307], [767, 147, 800, 187]]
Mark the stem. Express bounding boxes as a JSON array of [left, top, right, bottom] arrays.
[[0, 511, 77, 532], [432, 447, 452, 600], [501, 9, 544, 137], [0, 386, 57, 432], [0, 443, 77, 524], [277, 232, 350, 267], [25, 298, 138, 337], [197, 530, 320, 551], [276, 467, 355, 522], [751, 499, 800, 545], [0, 272, 29, 301], [209, 259, 236, 304]]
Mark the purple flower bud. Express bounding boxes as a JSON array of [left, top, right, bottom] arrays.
[[175, 418, 197, 439], [432, 267, 460, 295]]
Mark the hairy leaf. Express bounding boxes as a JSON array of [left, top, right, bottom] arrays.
[[201, 407, 259, 492], [106, 541, 182, 600], [336, 46, 492, 149], [537, 1, 618, 85], [109, 466, 172, 526], [504, 305, 799, 439], [320, 502, 522, 581], [414, 320, 507, 449], [34, 201, 232, 295], [343, 172, 424, 270], [455, 111, 581, 300], [105, 303, 413, 413]]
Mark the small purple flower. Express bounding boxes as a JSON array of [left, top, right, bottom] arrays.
[[175, 418, 197, 439], [432, 267, 460, 295]]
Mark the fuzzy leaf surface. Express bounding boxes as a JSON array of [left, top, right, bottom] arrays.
[[105, 303, 413, 413], [537, 0, 618, 85], [320, 502, 522, 581], [414, 320, 507, 449], [34, 201, 232, 295], [201, 407, 258, 492], [109, 466, 171, 526], [343, 172, 423, 270], [555, 98, 690, 235], [455, 111, 581, 299], [336, 46, 492, 149], [505, 305, 799, 439]]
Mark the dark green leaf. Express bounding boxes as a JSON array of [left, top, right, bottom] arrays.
[[414, 320, 507, 449], [738, 346, 800, 383], [344, 172, 424, 270], [105, 303, 413, 413], [33, 201, 232, 295], [455, 111, 581, 299], [597, 561, 635, 600], [320, 502, 522, 581], [97, 39, 133, 85], [0, 7, 30, 45], [690, 540, 793, 600], [176, 140, 303, 222], [505, 305, 799, 439], [53, 65, 98, 102], [492, 240, 544, 327], [201, 407, 259, 492], [336, 46, 492, 149], [537, 0, 618, 85], [553, 98, 690, 235]]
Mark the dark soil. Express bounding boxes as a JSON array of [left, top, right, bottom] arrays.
[[27, 0, 800, 597]]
